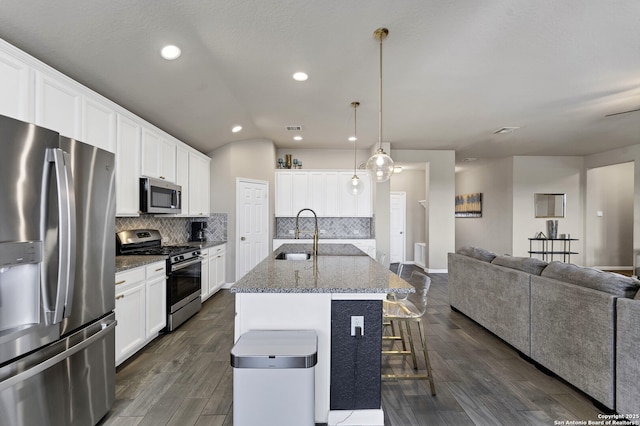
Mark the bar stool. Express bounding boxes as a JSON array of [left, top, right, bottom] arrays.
[[382, 271, 436, 395]]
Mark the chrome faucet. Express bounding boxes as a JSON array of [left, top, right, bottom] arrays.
[[295, 208, 319, 257]]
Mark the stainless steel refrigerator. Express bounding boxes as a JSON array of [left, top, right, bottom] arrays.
[[0, 114, 116, 425]]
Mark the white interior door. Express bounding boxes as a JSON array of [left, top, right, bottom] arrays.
[[390, 192, 406, 264], [236, 179, 269, 281]]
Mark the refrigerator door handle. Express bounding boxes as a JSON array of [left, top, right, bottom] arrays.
[[47, 148, 77, 324], [0, 319, 116, 393]]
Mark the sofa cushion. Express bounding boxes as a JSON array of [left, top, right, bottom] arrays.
[[491, 255, 548, 276], [456, 246, 497, 263], [541, 261, 640, 298], [635, 289, 640, 300]]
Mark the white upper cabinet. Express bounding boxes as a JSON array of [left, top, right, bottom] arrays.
[[83, 96, 116, 153], [141, 128, 176, 182], [175, 145, 190, 216], [0, 38, 211, 217], [275, 170, 372, 217], [188, 152, 210, 217], [275, 171, 293, 216], [291, 172, 309, 214], [34, 70, 82, 139], [116, 113, 141, 216], [0, 47, 31, 122]]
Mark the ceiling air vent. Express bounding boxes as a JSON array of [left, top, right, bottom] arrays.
[[286, 125, 302, 131], [493, 127, 520, 134]]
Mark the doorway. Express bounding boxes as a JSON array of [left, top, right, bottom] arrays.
[[236, 178, 269, 281], [390, 192, 406, 264]]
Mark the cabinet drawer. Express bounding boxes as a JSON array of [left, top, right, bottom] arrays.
[[210, 245, 226, 255], [115, 267, 145, 287], [145, 261, 166, 279]]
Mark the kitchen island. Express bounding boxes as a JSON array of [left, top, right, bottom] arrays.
[[230, 243, 413, 426]]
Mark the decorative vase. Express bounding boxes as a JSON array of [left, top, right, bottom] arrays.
[[547, 220, 558, 239]]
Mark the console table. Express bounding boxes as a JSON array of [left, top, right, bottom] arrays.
[[528, 238, 578, 263]]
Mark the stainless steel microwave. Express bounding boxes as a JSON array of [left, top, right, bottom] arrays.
[[140, 177, 182, 214]]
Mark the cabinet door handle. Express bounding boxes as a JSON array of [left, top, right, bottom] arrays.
[[116, 294, 124, 300], [155, 267, 164, 272], [115, 280, 126, 285]]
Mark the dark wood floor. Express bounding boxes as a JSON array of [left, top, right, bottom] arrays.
[[100, 266, 605, 426]]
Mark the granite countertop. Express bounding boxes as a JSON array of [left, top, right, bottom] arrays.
[[186, 240, 227, 249], [116, 255, 167, 273], [115, 241, 227, 273], [230, 243, 414, 294]]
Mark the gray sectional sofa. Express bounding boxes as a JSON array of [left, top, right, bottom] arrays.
[[448, 247, 640, 414]]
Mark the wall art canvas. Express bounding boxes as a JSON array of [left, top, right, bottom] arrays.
[[455, 193, 482, 218]]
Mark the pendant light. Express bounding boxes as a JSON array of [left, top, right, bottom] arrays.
[[366, 27, 395, 183], [347, 101, 365, 195]]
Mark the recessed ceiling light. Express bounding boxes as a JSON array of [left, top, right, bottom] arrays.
[[293, 72, 308, 81], [493, 126, 520, 134], [160, 45, 181, 60], [348, 136, 357, 142], [293, 136, 303, 141], [393, 166, 403, 173], [232, 125, 242, 133]]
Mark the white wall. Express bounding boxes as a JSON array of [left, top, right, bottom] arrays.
[[512, 156, 584, 263], [391, 150, 456, 272], [586, 162, 634, 268], [585, 145, 640, 267], [455, 158, 513, 255], [209, 138, 276, 282], [390, 170, 426, 262]]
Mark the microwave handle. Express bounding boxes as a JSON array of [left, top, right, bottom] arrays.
[[175, 189, 181, 209]]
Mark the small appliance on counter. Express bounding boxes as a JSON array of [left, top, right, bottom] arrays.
[[190, 221, 207, 242]]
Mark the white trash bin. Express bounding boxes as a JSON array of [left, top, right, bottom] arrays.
[[231, 330, 317, 426]]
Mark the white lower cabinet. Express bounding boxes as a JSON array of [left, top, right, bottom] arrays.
[[201, 244, 227, 301], [115, 261, 166, 366], [145, 262, 167, 338], [114, 268, 146, 366]]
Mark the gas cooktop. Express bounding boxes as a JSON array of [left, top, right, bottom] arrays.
[[116, 229, 196, 257]]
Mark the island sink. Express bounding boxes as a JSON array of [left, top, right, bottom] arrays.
[[275, 252, 312, 260]]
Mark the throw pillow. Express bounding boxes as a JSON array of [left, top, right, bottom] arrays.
[[491, 255, 548, 275], [541, 261, 640, 298], [456, 246, 497, 263]]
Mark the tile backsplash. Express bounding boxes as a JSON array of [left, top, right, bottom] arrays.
[[275, 217, 373, 239], [116, 213, 227, 245]]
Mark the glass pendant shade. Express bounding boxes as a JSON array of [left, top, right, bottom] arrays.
[[347, 174, 365, 195], [367, 148, 395, 182]]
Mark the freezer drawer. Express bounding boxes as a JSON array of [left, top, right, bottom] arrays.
[[0, 313, 116, 426]]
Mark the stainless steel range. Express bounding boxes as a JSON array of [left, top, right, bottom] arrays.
[[116, 229, 202, 331]]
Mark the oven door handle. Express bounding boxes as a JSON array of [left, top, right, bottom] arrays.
[[172, 257, 202, 271]]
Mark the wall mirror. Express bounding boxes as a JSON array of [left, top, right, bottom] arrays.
[[534, 193, 566, 218]]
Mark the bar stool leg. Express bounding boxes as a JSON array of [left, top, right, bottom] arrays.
[[418, 319, 436, 396]]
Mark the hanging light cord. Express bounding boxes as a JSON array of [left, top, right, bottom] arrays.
[[378, 30, 383, 151], [375, 27, 388, 152], [351, 101, 360, 176]]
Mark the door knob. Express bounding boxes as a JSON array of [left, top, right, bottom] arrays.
[[240, 237, 246, 241]]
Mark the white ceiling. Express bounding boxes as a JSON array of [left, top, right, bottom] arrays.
[[0, 1, 639, 162]]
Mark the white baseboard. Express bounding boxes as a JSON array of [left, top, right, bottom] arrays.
[[328, 408, 384, 426], [425, 268, 448, 274], [594, 266, 633, 271]]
